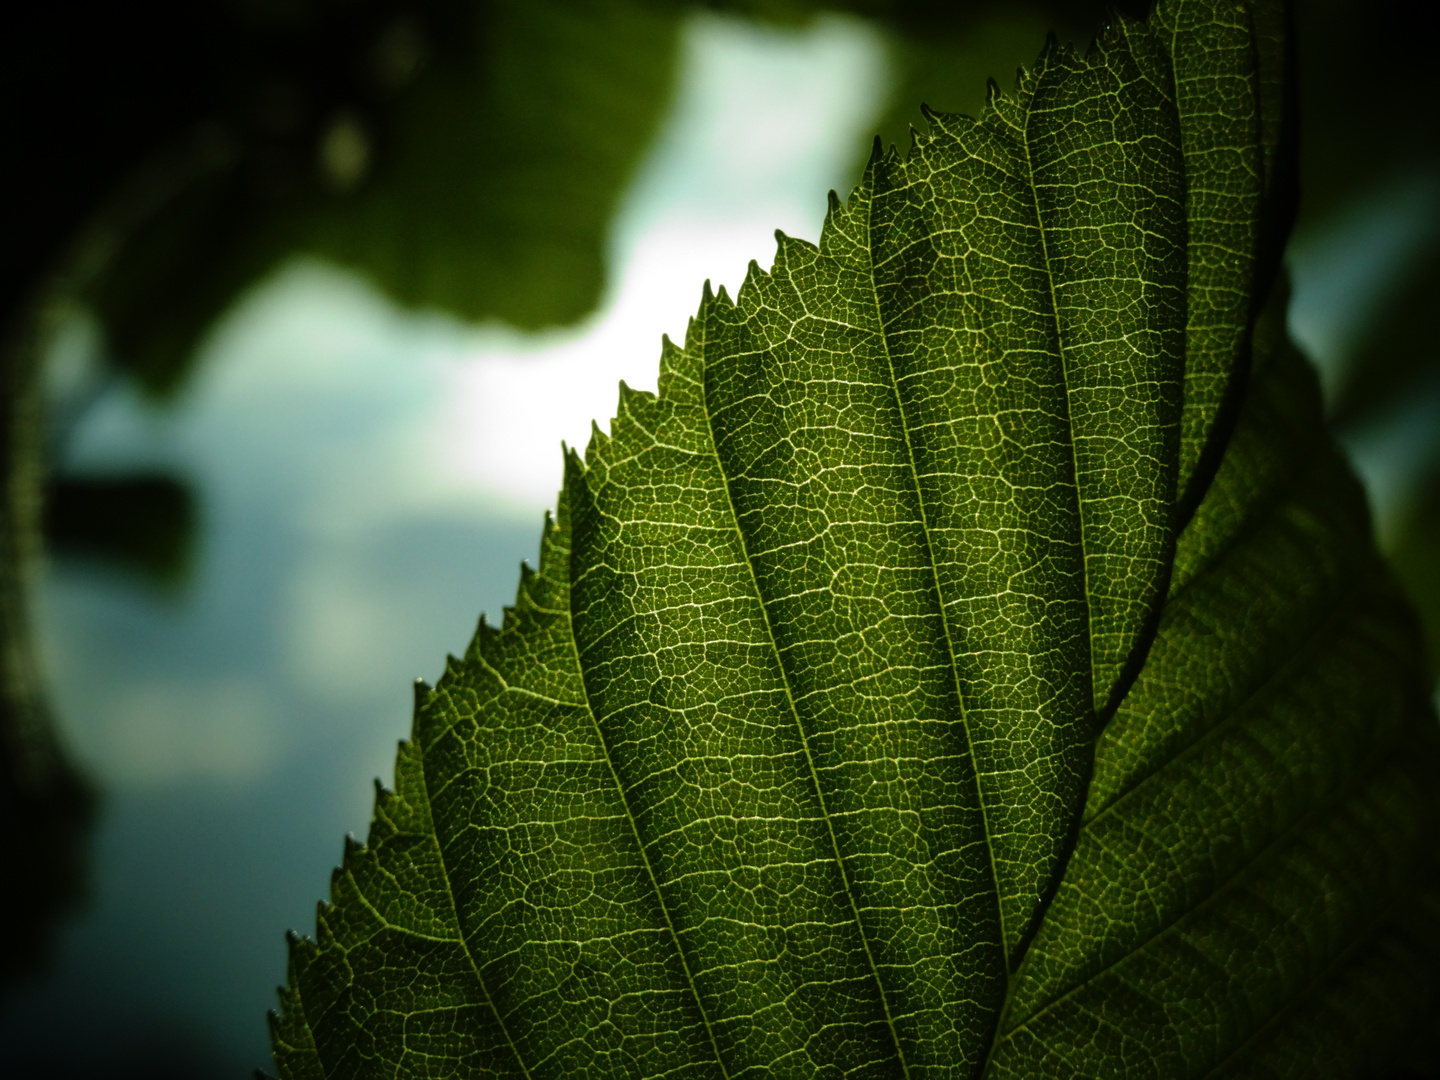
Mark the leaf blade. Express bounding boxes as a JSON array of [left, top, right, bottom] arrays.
[[268, 2, 1440, 1076]]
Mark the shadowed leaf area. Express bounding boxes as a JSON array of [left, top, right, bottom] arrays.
[[267, 0, 1440, 1075]]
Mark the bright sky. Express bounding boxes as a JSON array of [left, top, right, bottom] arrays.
[[44, 11, 893, 791]]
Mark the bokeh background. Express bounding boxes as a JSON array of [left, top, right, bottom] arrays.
[[0, 0, 1435, 1075]]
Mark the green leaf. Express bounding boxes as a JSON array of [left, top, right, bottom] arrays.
[[267, 0, 1440, 1075]]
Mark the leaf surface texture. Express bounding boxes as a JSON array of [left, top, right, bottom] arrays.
[[269, 1, 1440, 1075]]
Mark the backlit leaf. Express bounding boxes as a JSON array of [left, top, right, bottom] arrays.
[[267, 1, 1440, 1074]]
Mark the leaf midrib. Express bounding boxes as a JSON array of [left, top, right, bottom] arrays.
[[698, 291, 914, 1079], [858, 164, 1013, 977], [979, 77, 1107, 1074], [416, 732, 535, 1080], [564, 459, 732, 1079], [1017, 62, 1099, 730]]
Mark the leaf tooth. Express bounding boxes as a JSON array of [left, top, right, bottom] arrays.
[[609, 380, 662, 455], [616, 377, 656, 411], [439, 652, 466, 685], [581, 418, 611, 471], [270, 937, 322, 1080], [905, 121, 925, 156], [439, 635, 468, 680], [982, 50, 1045, 135], [657, 332, 688, 398], [734, 257, 770, 310], [846, 134, 892, 203], [680, 312, 704, 357], [878, 137, 904, 170], [920, 106, 977, 149], [773, 229, 818, 271], [563, 443, 585, 482], [372, 775, 392, 804], [1087, 5, 1152, 65], [490, 569, 529, 629], [815, 180, 870, 263], [698, 276, 718, 314]]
